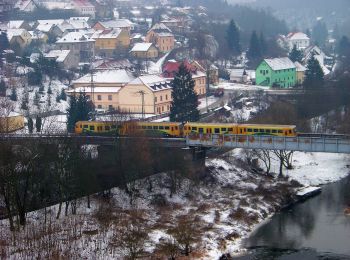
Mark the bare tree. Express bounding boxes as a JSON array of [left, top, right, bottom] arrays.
[[251, 149, 272, 175]]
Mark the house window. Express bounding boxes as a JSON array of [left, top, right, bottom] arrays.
[[98, 105, 102, 109], [97, 95, 102, 100], [108, 95, 112, 100], [165, 94, 168, 100], [162, 106, 164, 112], [155, 97, 157, 102], [160, 96, 163, 101], [108, 105, 113, 110]]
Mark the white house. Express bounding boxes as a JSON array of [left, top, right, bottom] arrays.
[[286, 32, 310, 51]]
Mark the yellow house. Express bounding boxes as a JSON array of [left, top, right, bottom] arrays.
[[119, 75, 172, 114], [130, 43, 159, 59], [294, 61, 306, 85], [145, 23, 175, 53], [92, 29, 130, 57]]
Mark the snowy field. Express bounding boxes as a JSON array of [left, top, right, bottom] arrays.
[[212, 82, 265, 91], [1, 148, 348, 259]]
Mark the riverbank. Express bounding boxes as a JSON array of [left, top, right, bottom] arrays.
[[0, 150, 349, 259]]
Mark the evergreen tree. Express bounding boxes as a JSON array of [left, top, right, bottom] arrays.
[[0, 32, 10, 54], [170, 63, 199, 122], [10, 88, 17, 101], [312, 21, 328, 46], [289, 45, 303, 63], [259, 32, 267, 56], [66, 92, 93, 132], [21, 92, 29, 110], [28, 117, 33, 134], [28, 70, 43, 86], [247, 31, 262, 62], [226, 19, 241, 56], [56, 93, 61, 103], [0, 80, 6, 96], [34, 90, 40, 107], [60, 88, 67, 101], [304, 54, 324, 88], [337, 36, 350, 70], [67, 94, 78, 133], [47, 85, 52, 95], [35, 116, 42, 132]]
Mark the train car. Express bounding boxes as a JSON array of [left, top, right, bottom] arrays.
[[183, 122, 238, 135], [237, 124, 297, 137], [130, 122, 183, 137], [75, 121, 119, 135]]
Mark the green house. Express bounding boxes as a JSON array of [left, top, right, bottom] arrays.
[[256, 57, 297, 88]]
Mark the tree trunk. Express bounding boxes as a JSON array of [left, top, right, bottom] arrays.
[[278, 157, 283, 178], [56, 201, 62, 219], [87, 195, 90, 209]]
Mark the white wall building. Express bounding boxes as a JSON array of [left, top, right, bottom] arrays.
[[286, 32, 310, 51]]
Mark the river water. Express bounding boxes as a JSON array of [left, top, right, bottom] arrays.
[[235, 176, 350, 260]]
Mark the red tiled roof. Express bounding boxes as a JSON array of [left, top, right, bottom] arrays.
[[162, 60, 197, 78]]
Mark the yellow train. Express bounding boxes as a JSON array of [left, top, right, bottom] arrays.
[[75, 121, 297, 137]]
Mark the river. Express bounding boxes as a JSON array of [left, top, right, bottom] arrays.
[[235, 176, 350, 259]]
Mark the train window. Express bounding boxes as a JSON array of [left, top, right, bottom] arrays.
[[98, 126, 102, 131], [83, 125, 88, 128], [142, 126, 146, 129], [266, 129, 271, 133], [259, 129, 264, 132], [215, 128, 220, 134], [289, 130, 292, 134], [221, 128, 227, 131], [278, 130, 283, 133], [111, 125, 116, 129], [147, 126, 152, 129], [272, 130, 277, 133], [192, 127, 197, 131], [90, 126, 95, 131], [165, 126, 170, 130], [228, 128, 233, 132], [159, 126, 164, 130], [199, 128, 204, 133], [248, 128, 252, 132], [153, 126, 159, 130], [105, 126, 110, 131], [253, 129, 258, 132]]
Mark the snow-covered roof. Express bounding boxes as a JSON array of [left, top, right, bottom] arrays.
[[37, 19, 65, 26], [73, 69, 135, 84], [294, 62, 306, 72], [28, 30, 47, 39], [149, 23, 172, 33], [44, 50, 71, 62], [157, 32, 174, 37], [287, 32, 309, 41], [264, 57, 296, 71], [92, 29, 121, 39], [14, 0, 35, 11], [6, 29, 27, 41], [36, 23, 54, 33], [67, 86, 121, 93], [97, 19, 133, 29], [130, 43, 153, 52], [67, 19, 91, 30], [56, 32, 95, 43], [69, 17, 90, 22], [129, 75, 172, 92], [7, 20, 25, 29]]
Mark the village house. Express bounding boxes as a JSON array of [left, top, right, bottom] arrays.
[[68, 69, 135, 110], [0, 0, 14, 13], [119, 75, 172, 114], [72, 0, 96, 18], [92, 29, 130, 57], [6, 28, 32, 48], [294, 62, 306, 85], [44, 50, 79, 69], [145, 23, 175, 53], [162, 60, 207, 96], [191, 60, 219, 85], [14, 0, 36, 12], [303, 45, 331, 75], [130, 43, 159, 59], [28, 30, 48, 43], [56, 32, 95, 62], [93, 19, 134, 32], [286, 32, 310, 51], [255, 57, 297, 88]]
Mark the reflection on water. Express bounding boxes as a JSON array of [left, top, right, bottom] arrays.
[[239, 176, 350, 259]]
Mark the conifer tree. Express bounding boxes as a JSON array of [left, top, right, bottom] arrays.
[[0, 80, 6, 96], [247, 31, 262, 62], [10, 88, 17, 101], [170, 63, 199, 123], [0, 32, 10, 53], [304, 54, 324, 88], [35, 116, 42, 132], [259, 32, 267, 56], [67, 94, 78, 133], [28, 117, 33, 134], [34, 90, 40, 107], [66, 92, 93, 132], [60, 88, 67, 101], [226, 19, 241, 56], [289, 45, 303, 63], [47, 85, 52, 95]]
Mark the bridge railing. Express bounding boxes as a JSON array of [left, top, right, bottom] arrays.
[[186, 134, 350, 154]]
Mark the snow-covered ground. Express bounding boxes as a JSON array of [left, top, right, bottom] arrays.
[[148, 53, 170, 74], [1, 148, 348, 259], [212, 82, 265, 91]]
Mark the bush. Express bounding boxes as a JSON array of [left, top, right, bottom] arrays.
[[151, 194, 168, 207]]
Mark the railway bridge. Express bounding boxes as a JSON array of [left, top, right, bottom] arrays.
[[1, 133, 350, 154]]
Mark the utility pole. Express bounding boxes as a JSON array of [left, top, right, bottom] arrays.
[[136, 90, 147, 119], [206, 62, 210, 112], [90, 58, 96, 119]]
